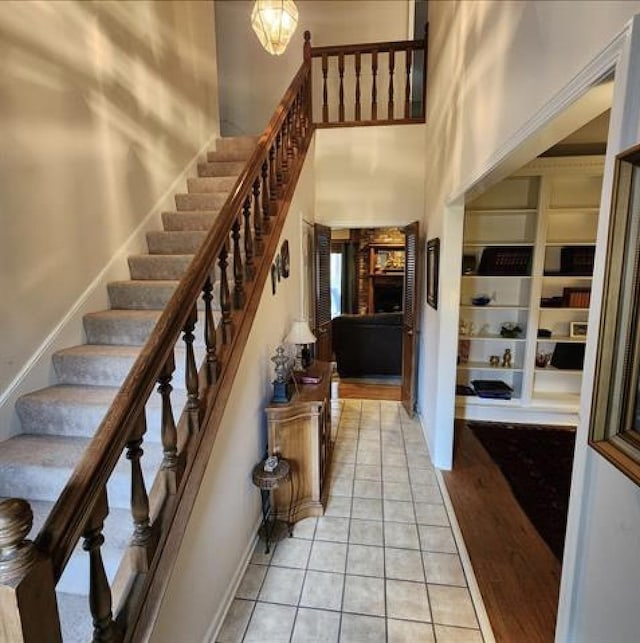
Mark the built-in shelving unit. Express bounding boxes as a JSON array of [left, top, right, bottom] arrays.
[[456, 156, 604, 424]]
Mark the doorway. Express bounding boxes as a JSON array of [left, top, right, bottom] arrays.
[[318, 225, 418, 404], [444, 101, 612, 640]]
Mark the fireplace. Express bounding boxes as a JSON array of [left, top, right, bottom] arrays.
[[373, 277, 403, 313]]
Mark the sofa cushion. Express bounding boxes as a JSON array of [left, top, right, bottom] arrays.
[[331, 313, 402, 377]]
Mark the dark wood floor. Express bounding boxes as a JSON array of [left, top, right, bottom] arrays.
[[442, 421, 561, 643]]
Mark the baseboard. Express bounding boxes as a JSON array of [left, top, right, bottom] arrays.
[[205, 514, 263, 643], [0, 131, 220, 442], [435, 467, 496, 643]]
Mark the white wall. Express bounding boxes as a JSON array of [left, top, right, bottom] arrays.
[[215, 0, 412, 135], [420, 1, 640, 641], [0, 1, 219, 403], [150, 139, 316, 643], [314, 124, 426, 228]]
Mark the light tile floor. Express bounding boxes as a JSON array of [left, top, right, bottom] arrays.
[[218, 400, 487, 642]]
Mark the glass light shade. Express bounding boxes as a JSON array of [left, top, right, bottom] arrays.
[[285, 320, 316, 345], [251, 0, 299, 56]]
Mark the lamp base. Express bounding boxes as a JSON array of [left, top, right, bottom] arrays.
[[272, 379, 293, 403]]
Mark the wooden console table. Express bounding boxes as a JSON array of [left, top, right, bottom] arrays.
[[265, 361, 333, 522]]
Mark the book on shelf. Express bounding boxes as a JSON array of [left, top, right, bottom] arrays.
[[477, 246, 533, 276]]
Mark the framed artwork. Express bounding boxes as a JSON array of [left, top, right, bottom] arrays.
[[569, 321, 588, 338], [426, 237, 440, 310], [281, 239, 290, 278], [589, 143, 640, 485]]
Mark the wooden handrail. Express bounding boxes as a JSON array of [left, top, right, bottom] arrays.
[[310, 38, 425, 57]]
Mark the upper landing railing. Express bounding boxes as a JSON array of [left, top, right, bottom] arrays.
[[0, 27, 427, 643], [306, 25, 428, 127]]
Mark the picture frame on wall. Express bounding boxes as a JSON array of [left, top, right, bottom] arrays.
[[426, 237, 440, 310], [589, 143, 640, 486]]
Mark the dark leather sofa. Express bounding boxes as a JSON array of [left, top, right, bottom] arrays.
[[331, 312, 403, 377]]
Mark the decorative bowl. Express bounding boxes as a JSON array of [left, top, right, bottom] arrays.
[[471, 294, 491, 306]]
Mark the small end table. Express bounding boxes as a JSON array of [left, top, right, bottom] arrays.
[[252, 458, 294, 553]]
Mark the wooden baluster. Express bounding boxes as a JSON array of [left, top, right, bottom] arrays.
[[388, 48, 395, 120], [262, 159, 272, 232], [422, 23, 429, 119], [243, 196, 255, 280], [371, 50, 378, 121], [82, 488, 119, 642], [182, 305, 199, 427], [321, 53, 329, 123], [303, 31, 313, 124], [253, 177, 264, 255], [269, 145, 278, 211], [203, 276, 219, 384], [404, 47, 412, 119], [292, 97, 300, 155], [127, 414, 153, 571], [0, 499, 61, 643], [232, 215, 245, 309], [158, 352, 178, 494], [338, 52, 345, 122], [286, 111, 295, 167], [355, 52, 361, 122], [275, 132, 284, 195], [219, 243, 232, 344]]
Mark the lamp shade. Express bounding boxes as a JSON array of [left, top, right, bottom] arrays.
[[251, 0, 299, 56], [285, 319, 316, 345]]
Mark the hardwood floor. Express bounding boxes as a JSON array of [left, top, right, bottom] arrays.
[[337, 380, 401, 400], [442, 421, 561, 643]]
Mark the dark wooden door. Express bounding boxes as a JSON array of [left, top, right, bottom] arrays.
[[401, 221, 419, 416], [314, 223, 332, 362]]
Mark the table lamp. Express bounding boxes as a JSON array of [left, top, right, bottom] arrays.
[[285, 319, 316, 371]]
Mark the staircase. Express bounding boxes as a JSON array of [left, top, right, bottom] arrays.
[[0, 136, 257, 641]]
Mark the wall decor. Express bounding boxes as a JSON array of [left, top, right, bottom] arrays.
[[426, 237, 440, 310], [276, 254, 282, 281], [281, 239, 290, 278], [590, 143, 640, 485], [271, 263, 277, 295], [569, 321, 588, 338]]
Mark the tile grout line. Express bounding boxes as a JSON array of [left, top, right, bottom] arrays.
[[401, 406, 436, 639]]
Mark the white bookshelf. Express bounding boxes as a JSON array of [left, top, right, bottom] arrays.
[[456, 156, 604, 425]]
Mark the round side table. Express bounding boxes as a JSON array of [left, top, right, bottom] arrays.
[[252, 458, 294, 553]]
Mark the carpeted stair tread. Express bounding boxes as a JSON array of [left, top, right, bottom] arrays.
[[57, 592, 93, 642], [84, 309, 162, 345], [175, 191, 229, 211], [197, 161, 246, 177], [161, 210, 219, 231], [53, 344, 144, 387], [215, 135, 258, 151], [0, 433, 163, 507], [128, 254, 194, 280], [108, 280, 212, 311], [108, 280, 178, 310], [16, 384, 186, 441], [52, 344, 200, 387], [206, 148, 253, 162], [146, 230, 208, 254], [187, 176, 238, 193]]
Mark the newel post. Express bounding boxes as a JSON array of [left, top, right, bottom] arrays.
[[303, 30, 313, 125], [0, 499, 61, 642]]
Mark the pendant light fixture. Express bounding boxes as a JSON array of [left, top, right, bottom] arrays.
[[251, 0, 299, 56]]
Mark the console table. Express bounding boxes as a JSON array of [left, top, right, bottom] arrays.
[[265, 361, 333, 522]]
